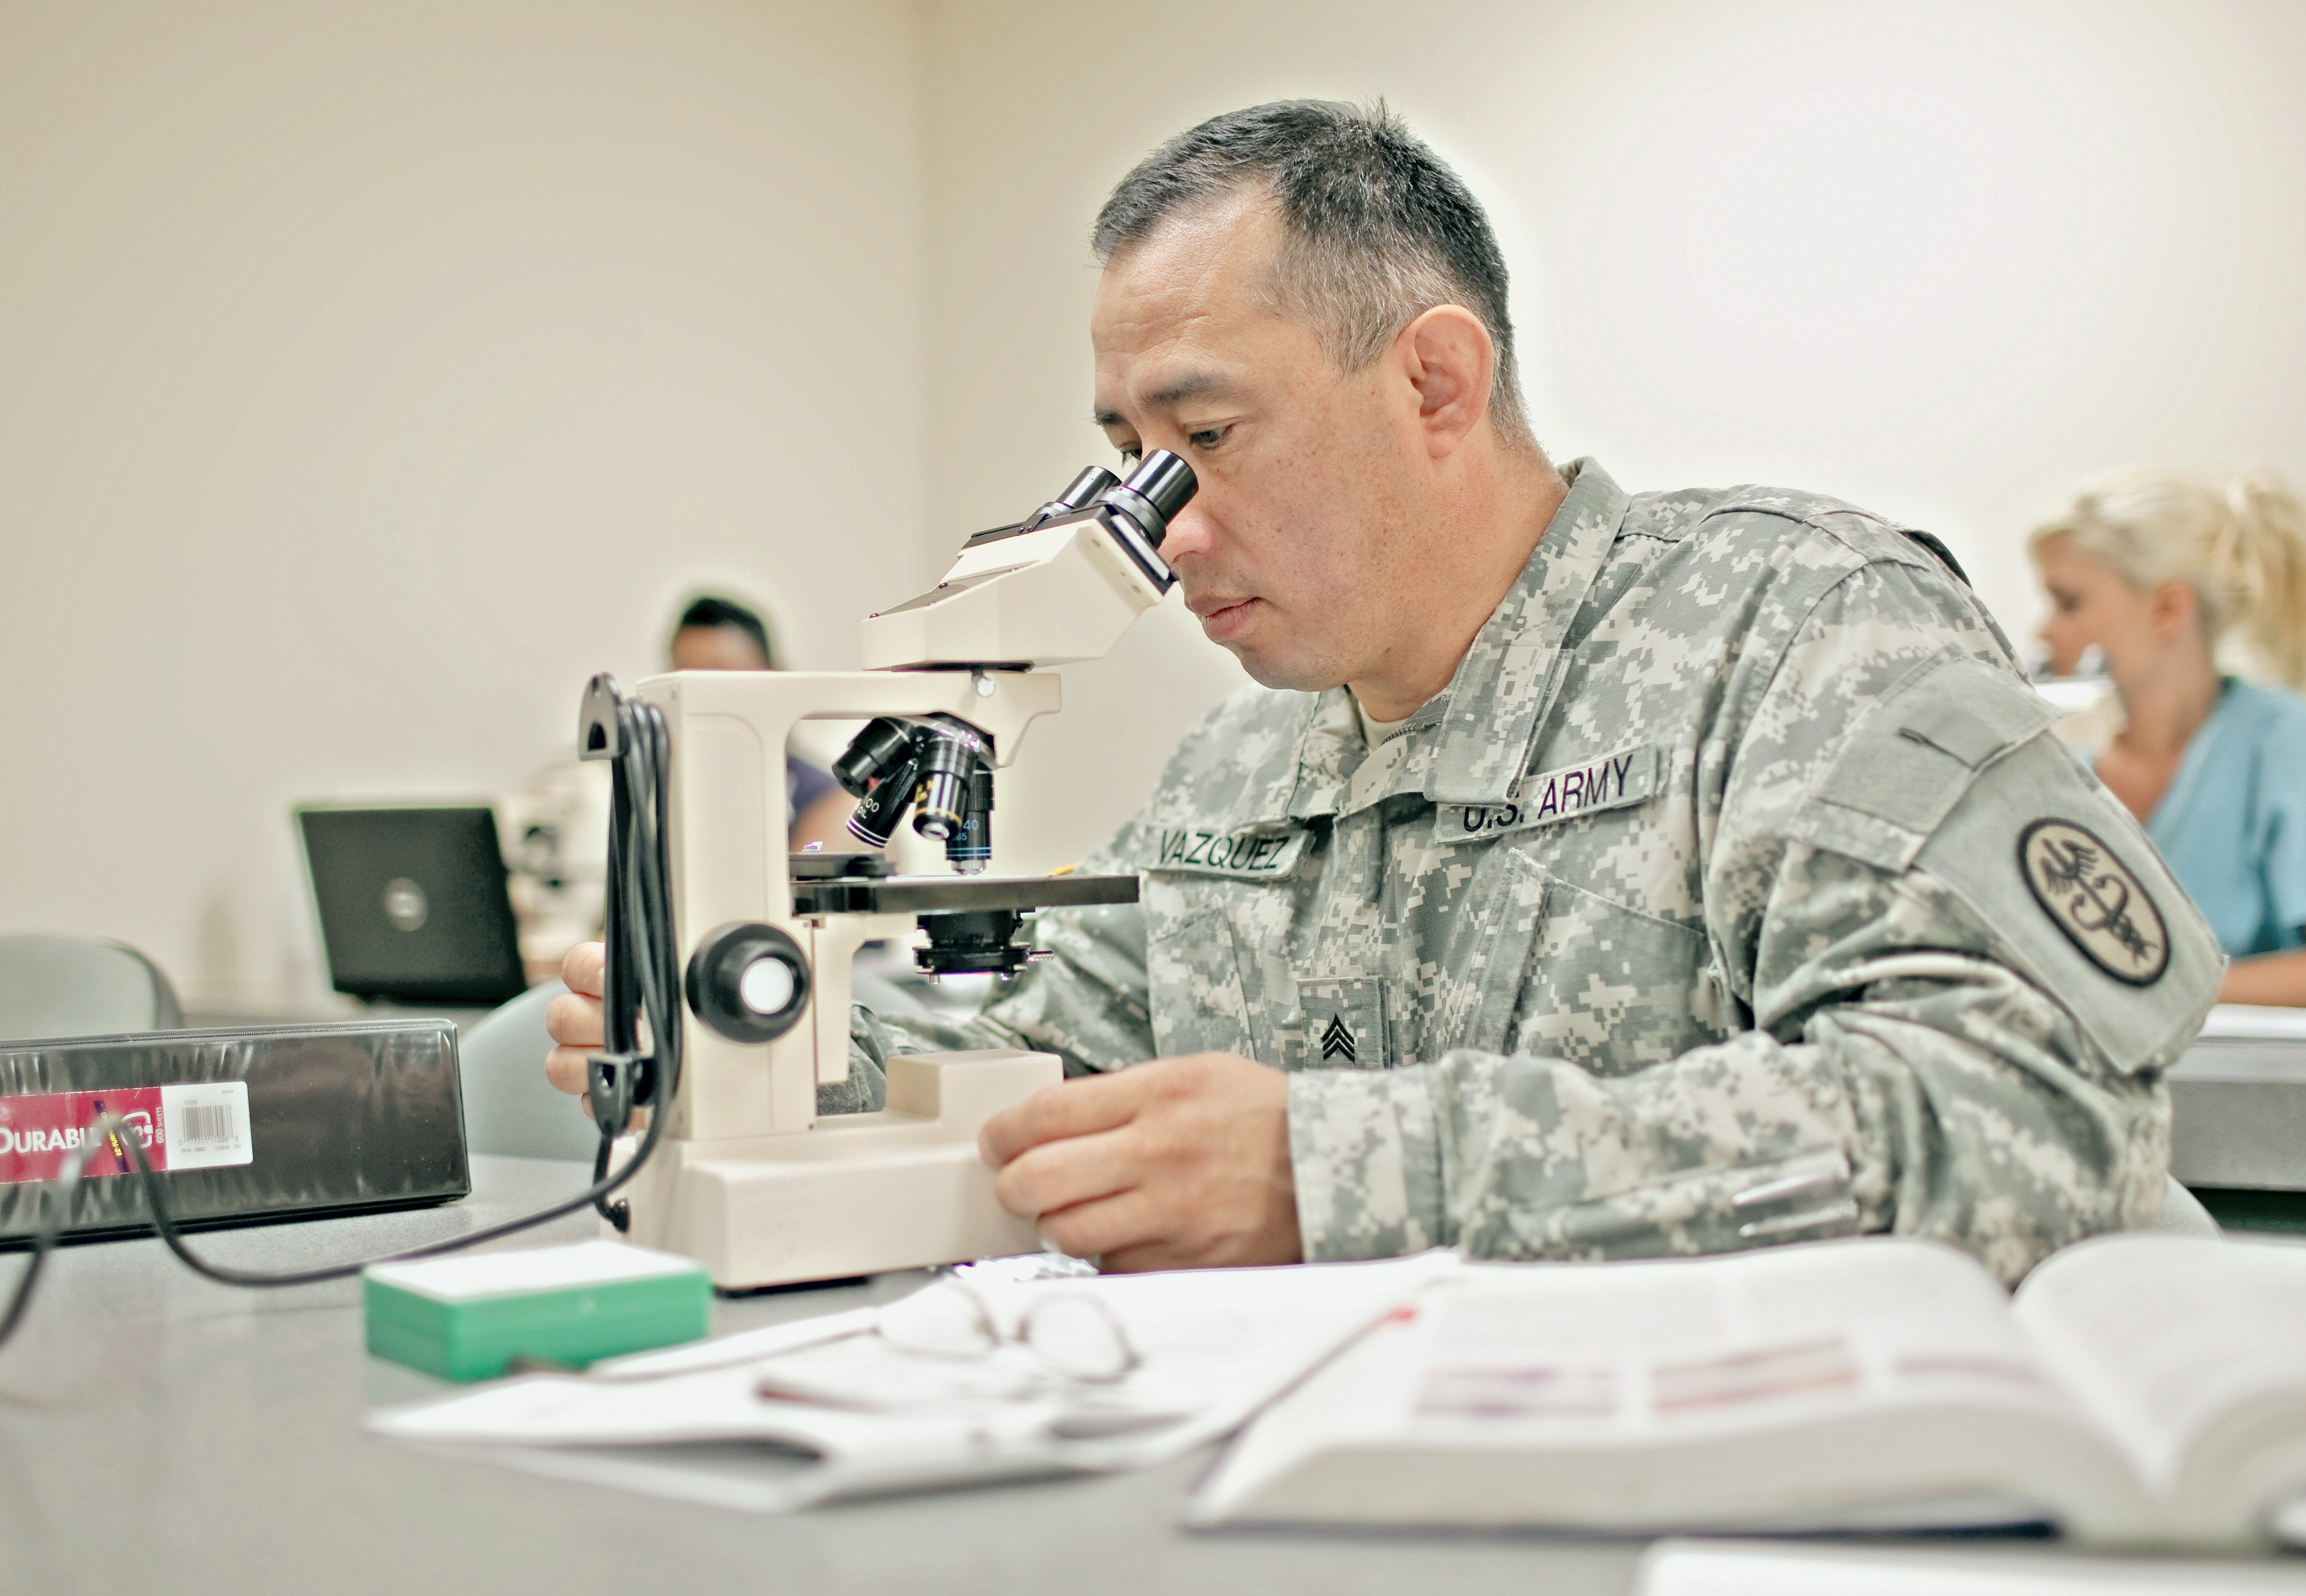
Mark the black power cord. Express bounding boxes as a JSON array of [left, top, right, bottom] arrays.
[[582, 681, 681, 1231], [0, 674, 682, 1350]]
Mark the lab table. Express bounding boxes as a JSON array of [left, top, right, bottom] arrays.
[[7, 1157, 2301, 1596]]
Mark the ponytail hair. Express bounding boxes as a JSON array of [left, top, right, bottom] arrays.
[[2030, 468, 2306, 690]]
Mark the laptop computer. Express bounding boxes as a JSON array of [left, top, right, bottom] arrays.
[[296, 805, 529, 1007]]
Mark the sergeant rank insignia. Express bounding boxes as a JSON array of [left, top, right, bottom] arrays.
[[1319, 1014, 1357, 1063], [2017, 819, 2168, 986]]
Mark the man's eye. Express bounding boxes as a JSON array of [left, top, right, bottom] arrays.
[[1186, 425, 1230, 450], [1119, 446, 1142, 468]]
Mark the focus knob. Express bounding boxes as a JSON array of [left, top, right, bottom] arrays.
[[685, 922, 811, 1044]]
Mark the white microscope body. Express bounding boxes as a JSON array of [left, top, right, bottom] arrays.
[[603, 455, 1194, 1289]]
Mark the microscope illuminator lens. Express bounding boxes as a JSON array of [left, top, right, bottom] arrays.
[[737, 956, 796, 1016], [685, 923, 812, 1045]]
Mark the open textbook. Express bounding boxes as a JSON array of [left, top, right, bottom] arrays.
[[1186, 1234, 2306, 1549], [369, 1251, 1452, 1509]]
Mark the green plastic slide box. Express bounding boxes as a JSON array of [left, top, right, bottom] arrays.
[[364, 1240, 710, 1382]]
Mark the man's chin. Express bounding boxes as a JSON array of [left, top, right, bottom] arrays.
[[1220, 641, 1344, 696]]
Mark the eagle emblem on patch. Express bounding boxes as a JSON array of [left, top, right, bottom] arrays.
[[2017, 819, 2168, 986]]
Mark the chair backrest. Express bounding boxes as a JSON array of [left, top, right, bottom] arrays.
[[452, 958, 946, 1162], [2150, 1174, 2221, 1238], [0, 933, 183, 1042], [455, 979, 601, 1160]]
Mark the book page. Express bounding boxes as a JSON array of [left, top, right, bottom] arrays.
[[2013, 1235, 2306, 1512], [1419, 1238, 2079, 1443], [1193, 1237, 2131, 1532]]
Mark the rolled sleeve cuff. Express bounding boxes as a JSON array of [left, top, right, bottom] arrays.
[[1288, 1065, 1449, 1262]]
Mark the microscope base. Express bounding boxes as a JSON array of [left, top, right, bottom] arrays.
[[613, 1048, 1063, 1289]]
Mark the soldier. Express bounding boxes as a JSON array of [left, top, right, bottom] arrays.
[[546, 101, 2220, 1283]]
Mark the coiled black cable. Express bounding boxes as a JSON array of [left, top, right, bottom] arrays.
[[0, 676, 682, 1348], [586, 687, 681, 1230]]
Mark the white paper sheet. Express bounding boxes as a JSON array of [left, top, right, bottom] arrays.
[[368, 1251, 1453, 1509]]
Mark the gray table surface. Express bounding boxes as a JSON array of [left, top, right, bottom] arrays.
[[8, 1158, 2302, 1596], [0, 1155, 1644, 1596]]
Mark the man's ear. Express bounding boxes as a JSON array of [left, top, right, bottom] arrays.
[[1397, 304, 1494, 459]]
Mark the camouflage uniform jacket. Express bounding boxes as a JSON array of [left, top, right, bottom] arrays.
[[848, 458, 2223, 1284]]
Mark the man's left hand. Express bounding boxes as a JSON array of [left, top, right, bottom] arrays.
[[977, 1053, 1301, 1272]]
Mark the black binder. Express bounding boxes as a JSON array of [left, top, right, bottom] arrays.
[[0, 1021, 470, 1243]]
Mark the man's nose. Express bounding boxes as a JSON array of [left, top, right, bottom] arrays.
[[1157, 504, 1217, 565]]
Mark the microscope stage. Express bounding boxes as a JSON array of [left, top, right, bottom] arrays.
[[790, 871, 1138, 917]]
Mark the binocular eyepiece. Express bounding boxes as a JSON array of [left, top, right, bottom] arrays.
[[1018, 450, 1196, 547], [834, 713, 994, 871]]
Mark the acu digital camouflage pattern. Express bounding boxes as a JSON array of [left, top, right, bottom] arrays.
[[838, 459, 2224, 1284]]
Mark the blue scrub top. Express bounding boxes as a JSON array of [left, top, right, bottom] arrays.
[[2135, 677, 2306, 958]]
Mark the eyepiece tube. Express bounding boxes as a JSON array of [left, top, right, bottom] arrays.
[[833, 716, 918, 799], [1058, 465, 1121, 510], [1021, 465, 1124, 534], [1100, 450, 1197, 548]]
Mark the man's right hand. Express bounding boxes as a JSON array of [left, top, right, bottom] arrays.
[[544, 941, 607, 1107]]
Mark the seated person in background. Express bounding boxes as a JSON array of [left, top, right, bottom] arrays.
[[506, 594, 856, 975], [2032, 469, 2306, 1005], [668, 595, 854, 852]]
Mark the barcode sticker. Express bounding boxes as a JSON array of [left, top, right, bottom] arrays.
[[159, 1082, 254, 1171]]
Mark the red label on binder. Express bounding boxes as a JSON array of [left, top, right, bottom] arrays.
[[0, 1084, 253, 1185]]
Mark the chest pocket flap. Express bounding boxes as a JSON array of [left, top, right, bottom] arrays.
[[1789, 656, 2060, 875]]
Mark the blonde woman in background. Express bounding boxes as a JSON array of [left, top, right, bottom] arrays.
[[2032, 469, 2306, 1005]]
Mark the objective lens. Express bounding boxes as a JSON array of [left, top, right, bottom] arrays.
[[845, 751, 922, 848], [944, 764, 994, 874], [833, 717, 917, 798], [911, 734, 977, 842]]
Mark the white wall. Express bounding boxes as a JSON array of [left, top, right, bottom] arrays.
[[920, 0, 2306, 869], [0, 1, 928, 1007], [10, 0, 2306, 1005]]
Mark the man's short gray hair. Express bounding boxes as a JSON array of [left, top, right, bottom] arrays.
[[1092, 100, 1536, 451]]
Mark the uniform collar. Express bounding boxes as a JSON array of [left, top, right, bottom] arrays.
[[1234, 458, 1631, 826], [1429, 458, 1628, 805]]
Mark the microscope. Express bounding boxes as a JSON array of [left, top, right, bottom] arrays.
[[579, 452, 1196, 1289]]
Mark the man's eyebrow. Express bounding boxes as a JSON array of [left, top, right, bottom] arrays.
[[1092, 371, 1236, 429], [1148, 371, 1232, 407]]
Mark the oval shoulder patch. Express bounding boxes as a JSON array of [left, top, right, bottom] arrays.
[[2017, 819, 2169, 987]]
